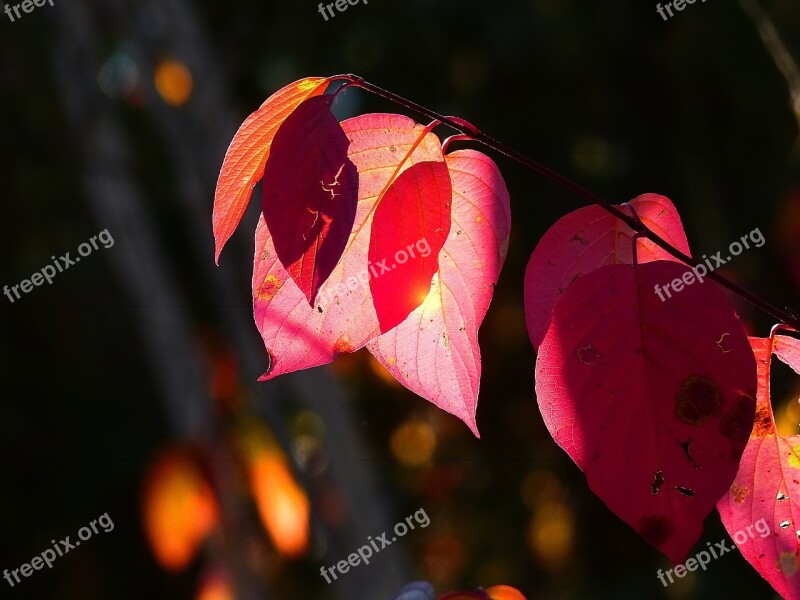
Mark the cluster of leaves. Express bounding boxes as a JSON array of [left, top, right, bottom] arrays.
[[213, 75, 800, 597], [214, 76, 509, 437]]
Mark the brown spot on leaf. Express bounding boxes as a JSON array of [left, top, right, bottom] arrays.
[[675, 376, 722, 426], [639, 515, 674, 547], [720, 393, 756, 443], [751, 401, 774, 438], [257, 274, 283, 301], [781, 552, 800, 577], [333, 337, 355, 357], [730, 483, 749, 503]]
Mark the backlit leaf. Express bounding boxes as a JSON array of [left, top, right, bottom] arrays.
[[524, 194, 689, 350], [717, 333, 800, 599], [367, 150, 511, 437], [535, 260, 757, 562], [252, 114, 444, 379], [213, 77, 330, 262]]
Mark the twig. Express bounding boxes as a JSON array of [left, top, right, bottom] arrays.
[[340, 74, 800, 332], [739, 0, 800, 151]]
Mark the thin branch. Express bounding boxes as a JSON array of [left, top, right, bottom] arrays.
[[739, 0, 800, 150], [340, 74, 800, 332]]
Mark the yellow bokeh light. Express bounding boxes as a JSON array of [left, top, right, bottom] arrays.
[[154, 59, 193, 107], [776, 393, 800, 437], [390, 418, 437, 467], [527, 502, 574, 572]]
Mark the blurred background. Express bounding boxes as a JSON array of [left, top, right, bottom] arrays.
[[1, 0, 800, 598]]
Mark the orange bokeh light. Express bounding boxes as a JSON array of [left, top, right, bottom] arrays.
[[486, 584, 527, 600], [248, 450, 310, 557], [154, 58, 193, 106], [142, 448, 218, 571], [196, 569, 235, 600]]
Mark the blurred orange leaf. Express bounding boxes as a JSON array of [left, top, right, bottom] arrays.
[[239, 420, 310, 557], [486, 585, 527, 600], [142, 448, 218, 571]]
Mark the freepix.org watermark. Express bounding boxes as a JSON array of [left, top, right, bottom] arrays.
[[656, 0, 708, 22], [653, 227, 764, 302], [656, 517, 770, 587], [319, 237, 432, 306], [3, 513, 114, 588], [320, 508, 430, 584], [3, 0, 55, 23], [317, 0, 367, 21], [3, 228, 114, 304]]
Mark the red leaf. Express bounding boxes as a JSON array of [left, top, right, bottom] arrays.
[[524, 194, 690, 350], [261, 94, 358, 304], [213, 77, 330, 263], [535, 260, 757, 562], [252, 114, 445, 379], [367, 150, 511, 436], [717, 333, 800, 599], [368, 160, 452, 332]]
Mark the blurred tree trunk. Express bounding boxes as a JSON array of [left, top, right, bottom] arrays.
[[51, 0, 412, 598]]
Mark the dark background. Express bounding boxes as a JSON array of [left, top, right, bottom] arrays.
[[1, 0, 799, 598]]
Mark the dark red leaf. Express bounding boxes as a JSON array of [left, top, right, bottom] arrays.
[[213, 77, 330, 262], [535, 260, 757, 562], [261, 94, 358, 305]]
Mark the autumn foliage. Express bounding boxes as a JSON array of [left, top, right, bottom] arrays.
[[213, 75, 800, 597]]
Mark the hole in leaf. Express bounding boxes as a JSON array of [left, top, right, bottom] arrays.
[[651, 471, 665, 495]]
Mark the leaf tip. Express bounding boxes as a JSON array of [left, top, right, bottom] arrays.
[[465, 415, 480, 438]]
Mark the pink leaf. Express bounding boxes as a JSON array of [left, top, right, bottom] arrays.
[[524, 194, 690, 350], [369, 160, 452, 333], [535, 260, 757, 562], [261, 94, 358, 305], [252, 114, 445, 379], [367, 150, 511, 437], [213, 77, 330, 263], [717, 334, 800, 600]]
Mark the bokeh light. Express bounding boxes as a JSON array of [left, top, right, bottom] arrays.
[[154, 58, 193, 106], [142, 447, 219, 571]]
